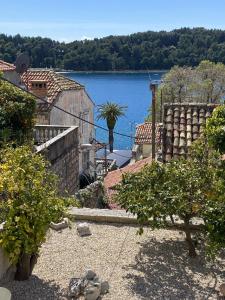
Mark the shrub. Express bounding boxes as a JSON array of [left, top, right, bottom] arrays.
[[0, 145, 67, 280], [206, 105, 225, 153], [0, 76, 36, 146]]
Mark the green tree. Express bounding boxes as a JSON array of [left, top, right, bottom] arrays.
[[2, 28, 225, 70], [0, 146, 67, 280], [206, 105, 225, 153], [146, 61, 225, 121], [0, 76, 36, 145], [115, 138, 223, 257], [97, 101, 126, 152]]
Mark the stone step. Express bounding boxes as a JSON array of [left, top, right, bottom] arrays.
[[69, 208, 137, 224], [68, 208, 204, 229]]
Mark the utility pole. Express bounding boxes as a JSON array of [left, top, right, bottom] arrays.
[[104, 144, 107, 175], [150, 80, 161, 161], [150, 82, 156, 161]]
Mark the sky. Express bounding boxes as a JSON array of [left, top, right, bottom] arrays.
[[1, 0, 225, 42]]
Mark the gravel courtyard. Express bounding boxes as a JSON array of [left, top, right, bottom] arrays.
[[1, 222, 225, 300]]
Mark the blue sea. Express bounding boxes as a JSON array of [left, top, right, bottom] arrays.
[[64, 72, 164, 149]]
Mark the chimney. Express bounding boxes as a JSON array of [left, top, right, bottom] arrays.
[[30, 80, 48, 100]]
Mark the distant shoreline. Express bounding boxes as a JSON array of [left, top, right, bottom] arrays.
[[57, 70, 168, 74]]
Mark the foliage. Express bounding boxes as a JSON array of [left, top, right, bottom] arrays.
[[115, 138, 225, 257], [97, 101, 126, 152], [2, 28, 225, 71], [0, 77, 36, 145], [146, 61, 225, 121], [0, 146, 67, 279], [205, 105, 225, 153]]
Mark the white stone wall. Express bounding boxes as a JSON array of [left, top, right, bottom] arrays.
[[3, 71, 21, 86], [142, 144, 152, 158], [49, 89, 95, 176]]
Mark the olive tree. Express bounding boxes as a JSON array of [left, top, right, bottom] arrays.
[[146, 61, 225, 121], [0, 146, 67, 280]]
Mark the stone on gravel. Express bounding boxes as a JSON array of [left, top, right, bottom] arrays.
[[219, 283, 225, 296], [84, 283, 101, 300], [85, 269, 96, 280], [68, 277, 83, 298], [77, 223, 91, 237], [0, 287, 11, 300], [100, 280, 109, 295], [50, 218, 69, 231]]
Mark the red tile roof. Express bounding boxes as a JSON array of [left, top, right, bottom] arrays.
[[21, 70, 83, 104], [162, 103, 218, 161], [135, 122, 162, 145], [104, 157, 151, 200], [0, 60, 16, 71]]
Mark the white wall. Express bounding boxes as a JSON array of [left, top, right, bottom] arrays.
[[143, 144, 152, 158], [49, 89, 95, 176], [3, 71, 21, 86]]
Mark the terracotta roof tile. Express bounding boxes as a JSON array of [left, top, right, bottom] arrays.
[[0, 60, 16, 71], [135, 122, 162, 145], [21, 70, 83, 104], [162, 103, 218, 161], [104, 157, 151, 200]]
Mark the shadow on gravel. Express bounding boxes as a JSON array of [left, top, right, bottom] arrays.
[[123, 237, 223, 299], [0, 275, 67, 300]]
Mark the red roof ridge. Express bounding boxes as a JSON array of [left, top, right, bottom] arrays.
[[21, 69, 84, 104], [0, 60, 16, 71], [104, 157, 151, 193]]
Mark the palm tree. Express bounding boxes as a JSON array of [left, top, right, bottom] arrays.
[[97, 101, 126, 152]]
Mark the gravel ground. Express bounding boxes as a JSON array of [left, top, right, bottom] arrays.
[[1, 222, 225, 300]]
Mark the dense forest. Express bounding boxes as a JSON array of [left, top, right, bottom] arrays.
[[1, 28, 225, 71]]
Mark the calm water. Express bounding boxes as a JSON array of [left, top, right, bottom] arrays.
[[65, 72, 164, 149]]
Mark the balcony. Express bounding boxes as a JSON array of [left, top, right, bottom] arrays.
[[34, 125, 70, 145]]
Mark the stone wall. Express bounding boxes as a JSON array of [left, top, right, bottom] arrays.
[[49, 90, 95, 177], [75, 181, 106, 208], [36, 126, 79, 195]]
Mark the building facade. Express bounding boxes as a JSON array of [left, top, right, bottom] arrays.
[[0, 60, 21, 85], [22, 70, 95, 177], [132, 122, 162, 161]]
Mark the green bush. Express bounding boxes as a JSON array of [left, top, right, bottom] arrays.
[[0, 76, 36, 146], [206, 105, 225, 153], [0, 145, 67, 280]]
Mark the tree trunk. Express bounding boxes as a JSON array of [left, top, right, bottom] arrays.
[[184, 219, 197, 257], [109, 128, 114, 153], [15, 253, 38, 281]]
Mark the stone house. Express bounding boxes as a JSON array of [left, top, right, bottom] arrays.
[[162, 103, 218, 161], [0, 59, 20, 85], [21, 70, 95, 177], [132, 122, 162, 161]]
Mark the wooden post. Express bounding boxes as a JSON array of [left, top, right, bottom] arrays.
[[104, 144, 108, 174]]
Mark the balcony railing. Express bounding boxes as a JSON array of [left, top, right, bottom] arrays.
[[34, 125, 70, 145]]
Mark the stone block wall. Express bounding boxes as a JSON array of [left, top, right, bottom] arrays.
[[36, 126, 79, 195]]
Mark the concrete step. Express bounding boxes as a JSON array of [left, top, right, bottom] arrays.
[[69, 208, 137, 224], [68, 208, 204, 229]]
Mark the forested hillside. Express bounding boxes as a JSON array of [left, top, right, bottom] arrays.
[[1, 28, 225, 71]]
